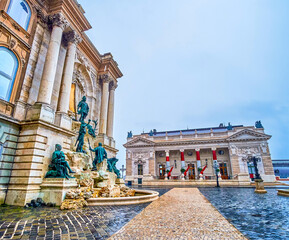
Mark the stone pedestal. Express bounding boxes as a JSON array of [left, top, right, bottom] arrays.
[[40, 178, 78, 206], [116, 178, 125, 187], [55, 112, 72, 130], [165, 173, 168, 180], [26, 103, 55, 123], [199, 174, 204, 181], [254, 179, 267, 194]]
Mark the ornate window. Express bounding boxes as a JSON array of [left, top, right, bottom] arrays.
[[7, 0, 31, 30], [0, 47, 18, 101]]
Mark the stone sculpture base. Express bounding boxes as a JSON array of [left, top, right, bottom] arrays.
[[40, 178, 78, 206], [116, 178, 126, 187], [254, 179, 267, 194]]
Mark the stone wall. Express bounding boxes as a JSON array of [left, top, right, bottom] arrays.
[[5, 122, 74, 206], [0, 117, 20, 204]]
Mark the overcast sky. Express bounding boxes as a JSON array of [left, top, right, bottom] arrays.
[[78, 0, 289, 168]]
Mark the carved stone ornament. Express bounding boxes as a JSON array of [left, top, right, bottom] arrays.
[[73, 70, 86, 94], [64, 31, 82, 45], [9, 38, 16, 49], [49, 13, 69, 30], [134, 159, 146, 165], [99, 74, 110, 83], [34, 6, 47, 24]]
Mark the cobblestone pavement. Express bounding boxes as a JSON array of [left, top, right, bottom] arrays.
[[0, 188, 170, 240], [0, 204, 150, 240], [110, 188, 247, 240]]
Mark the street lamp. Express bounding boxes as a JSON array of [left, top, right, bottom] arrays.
[[213, 160, 220, 188], [242, 155, 267, 194], [243, 156, 262, 180]]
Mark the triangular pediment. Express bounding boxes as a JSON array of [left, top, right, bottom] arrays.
[[227, 129, 271, 142], [123, 137, 155, 147]]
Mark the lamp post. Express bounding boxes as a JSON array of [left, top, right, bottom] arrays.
[[119, 164, 126, 179], [243, 155, 267, 194], [213, 160, 220, 188]]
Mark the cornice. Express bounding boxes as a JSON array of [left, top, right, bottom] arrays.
[[227, 129, 271, 142], [124, 135, 270, 149], [48, 0, 91, 33], [100, 53, 123, 80]]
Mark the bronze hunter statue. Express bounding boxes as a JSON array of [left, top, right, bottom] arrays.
[[75, 121, 88, 153], [77, 96, 89, 122], [89, 142, 107, 171], [45, 144, 75, 179]]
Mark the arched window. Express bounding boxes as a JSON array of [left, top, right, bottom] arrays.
[[7, 0, 31, 30], [0, 47, 19, 101]]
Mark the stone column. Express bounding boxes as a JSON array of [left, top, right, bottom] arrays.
[[106, 83, 117, 138], [37, 13, 68, 105], [180, 149, 185, 169], [165, 150, 170, 180], [26, 13, 68, 123], [55, 31, 81, 129], [99, 75, 110, 135], [195, 148, 202, 180]]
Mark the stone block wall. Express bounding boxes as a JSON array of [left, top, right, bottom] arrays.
[[0, 118, 20, 204], [5, 122, 74, 206]]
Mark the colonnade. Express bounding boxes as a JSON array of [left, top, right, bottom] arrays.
[[164, 148, 220, 176], [31, 13, 116, 137]]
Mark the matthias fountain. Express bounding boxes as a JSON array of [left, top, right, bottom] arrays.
[[41, 96, 158, 210]]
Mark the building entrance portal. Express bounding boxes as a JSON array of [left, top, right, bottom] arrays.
[[159, 164, 165, 179], [188, 164, 195, 180], [219, 163, 229, 179]]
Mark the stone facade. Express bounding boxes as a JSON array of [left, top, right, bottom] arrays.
[[0, 0, 122, 205], [124, 124, 275, 184]]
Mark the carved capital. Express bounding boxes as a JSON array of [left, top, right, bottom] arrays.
[[49, 13, 68, 30], [34, 6, 47, 25], [99, 74, 110, 83], [64, 31, 82, 45], [109, 81, 117, 91]]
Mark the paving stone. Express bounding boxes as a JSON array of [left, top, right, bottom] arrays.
[[110, 188, 247, 240]]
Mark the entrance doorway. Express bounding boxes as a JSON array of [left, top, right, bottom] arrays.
[[219, 163, 229, 179], [188, 164, 195, 180], [138, 164, 143, 175], [159, 164, 165, 179]]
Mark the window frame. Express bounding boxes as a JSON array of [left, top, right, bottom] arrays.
[[0, 46, 19, 101], [7, 0, 31, 30]]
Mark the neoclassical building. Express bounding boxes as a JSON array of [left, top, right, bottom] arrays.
[[124, 123, 275, 184], [0, 0, 122, 205]]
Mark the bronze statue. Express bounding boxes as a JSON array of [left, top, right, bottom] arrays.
[[77, 96, 89, 122], [255, 120, 264, 129], [75, 121, 88, 153], [89, 142, 107, 171], [107, 157, 121, 178], [45, 144, 75, 179], [87, 119, 98, 138]]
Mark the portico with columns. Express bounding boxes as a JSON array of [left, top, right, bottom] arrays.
[[0, 0, 122, 205], [124, 123, 276, 185]]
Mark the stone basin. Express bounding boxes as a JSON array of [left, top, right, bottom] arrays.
[[277, 189, 289, 197], [87, 189, 159, 206]]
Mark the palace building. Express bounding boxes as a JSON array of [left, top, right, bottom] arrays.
[[0, 0, 122, 205], [124, 123, 276, 185]]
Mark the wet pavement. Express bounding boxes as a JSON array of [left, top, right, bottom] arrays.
[[199, 187, 289, 240], [0, 187, 288, 239], [110, 188, 247, 240], [0, 188, 170, 240]]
